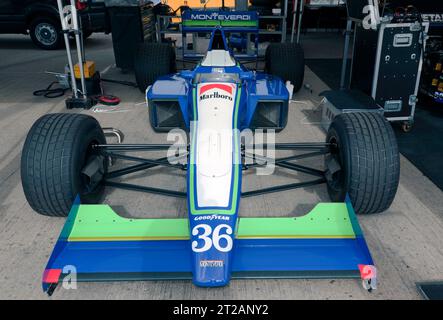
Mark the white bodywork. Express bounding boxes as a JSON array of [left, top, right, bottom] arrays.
[[201, 50, 236, 67], [195, 82, 237, 208]]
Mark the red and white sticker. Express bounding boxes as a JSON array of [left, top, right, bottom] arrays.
[[199, 83, 234, 95]]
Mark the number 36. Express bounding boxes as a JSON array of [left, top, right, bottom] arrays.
[[192, 224, 233, 253]]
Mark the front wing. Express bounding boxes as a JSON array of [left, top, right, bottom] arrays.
[[42, 198, 373, 293]]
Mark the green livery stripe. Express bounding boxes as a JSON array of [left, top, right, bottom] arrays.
[[68, 205, 189, 241], [189, 86, 197, 203], [183, 20, 258, 27], [66, 203, 355, 241], [189, 85, 241, 215], [236, 203, 355, 239]]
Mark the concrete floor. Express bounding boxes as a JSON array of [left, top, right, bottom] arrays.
[[0, 33, 442, 300]]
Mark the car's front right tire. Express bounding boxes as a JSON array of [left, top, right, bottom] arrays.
[[21, 113, 107, 217]]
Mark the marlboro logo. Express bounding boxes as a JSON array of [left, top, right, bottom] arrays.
[[199, 91, 233, 101], [199, 84, 234, 101]]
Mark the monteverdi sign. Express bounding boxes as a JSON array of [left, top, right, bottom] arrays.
[[191, 13, 252, 21], [182, 10, 258, 28]]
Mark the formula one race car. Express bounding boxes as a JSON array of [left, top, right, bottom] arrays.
[[20, 11, 400, 295]]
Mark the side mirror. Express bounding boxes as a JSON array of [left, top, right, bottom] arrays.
[[180, 70, 194, 80], [240, 71, 254, 81]]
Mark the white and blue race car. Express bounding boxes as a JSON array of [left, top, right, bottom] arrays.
[[20, 11, 399, 295]]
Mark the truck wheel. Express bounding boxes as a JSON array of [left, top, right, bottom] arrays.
[[265, 43, 305, 93], [21, 113, 107, 217], [325, 112, 400, 215], [134, 43, 176, 92], [29, 17, 62, 50]]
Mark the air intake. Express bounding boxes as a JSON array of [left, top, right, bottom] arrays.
[[149, 100, 185, 132], [250, 101, 288, 132]]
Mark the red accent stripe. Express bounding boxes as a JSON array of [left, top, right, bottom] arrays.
[[43, 269, 62, 284], [200, 83, 233, 95]]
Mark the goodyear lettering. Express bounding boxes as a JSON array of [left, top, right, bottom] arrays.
[[194, 215, 230, 221]]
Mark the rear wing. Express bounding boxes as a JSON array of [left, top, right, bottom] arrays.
[[181, 10, 259, 61]]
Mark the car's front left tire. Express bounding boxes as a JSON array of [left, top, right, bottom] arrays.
[[325, 112, 400, 215]]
